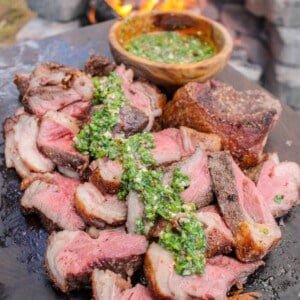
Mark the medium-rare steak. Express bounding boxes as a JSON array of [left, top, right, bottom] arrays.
[[92, 269, 153, 300], [14, 114, 55, 173], [84, 54, 116, 77], [75, 182, 127, 228], [163, 80, 282, 167], [37, 111, 88, 174], [163, 148, 213, 208], [126, 191, 145, 234], [196, 206, 234, 257], [256, 154, 300, 217], [45, 229, 148, 292], [22, 62, 93, 118], [208, 151, 281, 262], [144, 243, 264, 300], [20, 173, 84, 231], [89, 157, 123, 194]]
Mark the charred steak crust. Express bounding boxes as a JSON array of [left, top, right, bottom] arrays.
[[84, 54, 116, 77], [162, 80, 282, 167]]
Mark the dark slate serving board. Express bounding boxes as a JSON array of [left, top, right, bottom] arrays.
[[0, 20, 299, 300]]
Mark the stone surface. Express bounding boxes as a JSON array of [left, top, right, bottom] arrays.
[[220, 4, 260, 36], [16, 17, 80, 42], [27, 0, 88, 22], [268, 24, 300, 67], [266, 63, 300, 109], [246, 0, 300, 26], [229, 59, 263, 82]]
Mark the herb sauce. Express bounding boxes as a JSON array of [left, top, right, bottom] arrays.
[[74, 72, 206, 276], [125, 31, 215, 64]]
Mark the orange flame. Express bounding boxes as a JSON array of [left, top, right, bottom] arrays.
[[105, 0, 202, 17]]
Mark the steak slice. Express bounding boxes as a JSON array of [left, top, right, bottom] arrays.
[[126, 191, 145, 234], [14, 114, 55, 173], [37, 111, 88, 174], [92, 269, 153, 300], [163, 148, 213, 208], [196, 206, 234, 257], [75, 182, 127, 228], [89, 158, 123, 194], [84, 54, 116, 77], [256, 155, 300, 218], [45, 229, 148, 292], [4, 109, 31, 178], [14, 73, 30, 96], [208, 151, 281, 262], [20, 173, 84, 231], [22, 62, 93, 118], [144, 243, 264, 300], [163, 80, 282, 167]]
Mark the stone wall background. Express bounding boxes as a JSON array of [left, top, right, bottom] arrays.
[[17, 0, 300, 111]]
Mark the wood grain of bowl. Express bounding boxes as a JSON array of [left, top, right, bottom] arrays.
[[109, 11, 233, 86]]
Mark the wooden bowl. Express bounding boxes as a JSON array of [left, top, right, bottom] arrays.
[[109, 11, 233, 86]]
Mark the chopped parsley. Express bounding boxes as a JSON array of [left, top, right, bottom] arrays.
[[74, 72, 206, 276], [274, 194, 283, 204]]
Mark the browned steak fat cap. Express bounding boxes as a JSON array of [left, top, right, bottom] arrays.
[[14, 73, 30, 96], [208, 151, 281, 262], [163, 148, 213, 208], [84, 54, 116, 77], [37, 111, 88, 174], [45, 229, 148, 293], [197, 206, 234, 257], [163, 80, 282, 167], [92, 269, 153, 300], [22, 62, 93, 119], [75, 182, 127, 228], [256, 155, 300, 218], [20, 173, 84, 231], [144, 243, 264, 300]]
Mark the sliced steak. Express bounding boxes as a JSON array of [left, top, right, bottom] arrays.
[[89, 157, 123, 194], [115, 65, 166, 132], [92, 269, 153, 300], [208, 151, 281, 262], [20, 173, 84, 231], [163, 80, 282, 167], [145, 243, 264, 300], [22, 62, 93, 118], [126, 191, 145, 234], [84, 54, 116, 77], [196, 206, 234, 257], [14, 73, 30, 96], [256, 155, 300, 218], [37, 111, 88, 173], [15, 114, 55, 173], [163, 148, 213, 208], [4, 110, 31, 178], [45, 229, 148, 292], [75, 182, 127, 228]]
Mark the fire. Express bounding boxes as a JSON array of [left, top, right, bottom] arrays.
[[105, 0, 201, 17]]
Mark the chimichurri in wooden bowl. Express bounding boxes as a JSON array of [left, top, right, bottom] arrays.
[[109, 11, 233, 86]]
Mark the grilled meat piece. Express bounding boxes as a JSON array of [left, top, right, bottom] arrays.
[[92, 269, 153, 300], [144, 243, 264, 300], [22, 62, 93, 118], [89, 157, 123, 194], [163, 80, 282, 167], [256, 154, 300, 218], [20, 173, 84, 231], [197, 206, 234, 257], [37, 111, 88, 174], [208, 151, 281, 262], [45, 229, 148, 292], [75, 182, 127, 228], [126, 191, 145, 234], [14, 73, 30, 96], [84, 54, 116, 77], [163, 148, 213, 208]]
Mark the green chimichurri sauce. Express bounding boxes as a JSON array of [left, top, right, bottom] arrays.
[[74, 72, 206, 276], [125, 31, 215, 64]]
